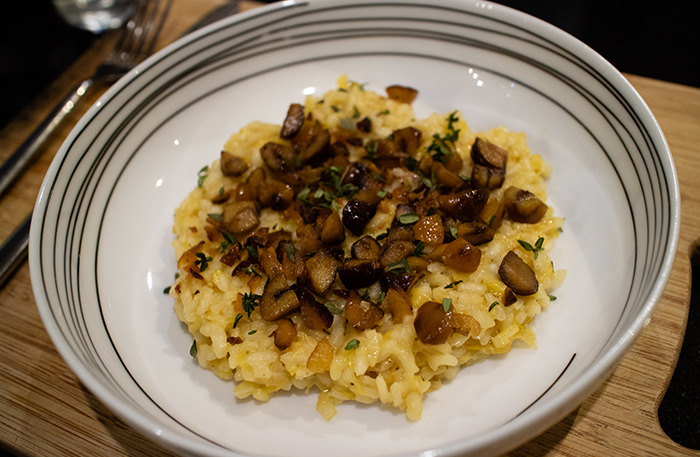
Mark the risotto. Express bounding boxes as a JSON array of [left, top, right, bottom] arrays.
[[168, 76, 565, 421]]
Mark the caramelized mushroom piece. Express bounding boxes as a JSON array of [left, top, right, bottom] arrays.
[[503, 186, 548, 223], [479, 198, 506, 230], [257, 179, 294, 210], [386, 85, 418, 104], [438, 188, 489, 220], [345, 292, 384, 331], [379, 271, 416, 292], [280, 103, 305, 139], [414, 301, 453, 344], [220, 150, 249, 176], [443, 152, 464, 173], [296, 224, 322, 256], [392, 127, 422, 155], [337, 258, 381, 289], [456, 221, 496, 245], [383, 287, 413, 320], [432, 161, 464, 189], [448, 312, 481, 337], [502, 286, 517, 306], [260, 274, 300, 321], [222, 200, 259, 235], [498, 250, 538, 295], [298, 286, 334, 330], [305, 249, 339, 295], [272, 318, 297, 350], [471, 137, 508, 169], [470, 138, 508, 189], [379, 240, 415, 268], [260, 142, 296, 173], [342, 198, 377, 236], [276, 240, 305, 280], [292, 121, 331, 165], [439, 238, 481, 273], [413, 213, 445, 245], [319, 211, 345, 245], [307, 337, 334, 373], [351, 235, 381, 261]]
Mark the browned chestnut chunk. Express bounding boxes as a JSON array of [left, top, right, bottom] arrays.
[[298, 287, 334, 330], [220, 150, 248, 176], [386, 85, 418, 104], [414, 301, 453, 344], [351, 235, 380, 261], [498, 250, 538, 295], [222, 201, 259, 235], [438, 188, 489, 220], [260, 142, 296, 173], [281, 103, 305, 139], [342, 198, 377, 236], [337, 259, 381, 289], [305, 250, 338, 295], [503, 186, 548, 223], [272, 318, 297, 350], [260, 274, 300, 321]]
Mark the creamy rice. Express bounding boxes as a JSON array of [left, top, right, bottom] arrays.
[[169, 75, 565, 421]]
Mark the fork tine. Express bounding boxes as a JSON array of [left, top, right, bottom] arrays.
[[110, 0, 172, 66]]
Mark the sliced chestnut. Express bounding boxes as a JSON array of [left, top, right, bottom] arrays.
[[257, 179, 294, 210], [379, 240, 415, 268], [413, 213, 445, 245], [260, 274, 300, 321], [379, 271, 415, 292], [272, 318, 297, 350], [319, 211, 345, 245], [351, 235, 380, 261], [448, 312, 480, 337], [345, 292, 384, 331], [502, 286, 517, 306], [503, 186, 548, 224], [471, 164, 506, 190], [383, 287, 413, 320], [222, 200, 259, 235], [438, 188, 489, 220], [456, 221, 496, 245], [498, 250, 538, 295], [414, 301, 453, 344], [439, 238, 481, 273], [479, 198, 506, 230], [260, 142, 296, 173], [305, 249, 338, 295], [337, 258, 381, 289], [220, 150, 248, 177], [392, 127, 422, 155], [386, 85, 418, 104], [471, 137, 508, 169], [342, 198, 377, 236], [298, 286, 333, 330], [280, 103, 305, 139]]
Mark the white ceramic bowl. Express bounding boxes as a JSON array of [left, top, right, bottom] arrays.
[[29, 1, 680, 456]]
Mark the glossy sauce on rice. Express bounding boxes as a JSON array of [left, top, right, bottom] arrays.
[[169, 76, 565, 421]]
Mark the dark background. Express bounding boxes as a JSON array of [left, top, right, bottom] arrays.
[[0, 0, 698, 450], [1, 1, 698, 131]]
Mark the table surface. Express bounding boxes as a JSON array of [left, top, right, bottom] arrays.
[[1, 1, 699, 456]]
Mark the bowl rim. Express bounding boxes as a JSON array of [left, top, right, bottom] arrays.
[[29, 0, 681, 456]]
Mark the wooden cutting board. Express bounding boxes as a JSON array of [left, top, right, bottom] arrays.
[[0, 1, 698, 455]]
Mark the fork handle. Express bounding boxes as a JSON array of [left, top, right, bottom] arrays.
[[0, 78, 94, 198]]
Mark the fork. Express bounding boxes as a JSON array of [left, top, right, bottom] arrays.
[[0, 0, 172, 198], [0, 0, 172, 287]]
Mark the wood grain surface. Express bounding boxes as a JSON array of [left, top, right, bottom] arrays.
[[1, 1, 698, 456]]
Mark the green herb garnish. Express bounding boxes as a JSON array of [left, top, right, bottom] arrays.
[[323, 301, 344, 315], [442, 298, 452, 312], [189, 340, 197, 357], [194, 252, 213, 272], [398, 213, 419, 225], [345, 339, 360, 350], [444, 280, 462, 289], [242, 292, 261, 317], [385, 259, 412, 274], [233, 313, 243, 328], [197, 165, 209, 187], [518, 237, 545, 259], [489, 301, 499, 311], [163, 286, 171, 294]]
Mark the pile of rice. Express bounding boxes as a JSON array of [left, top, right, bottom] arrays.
[[168, 75, 565, 421]]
